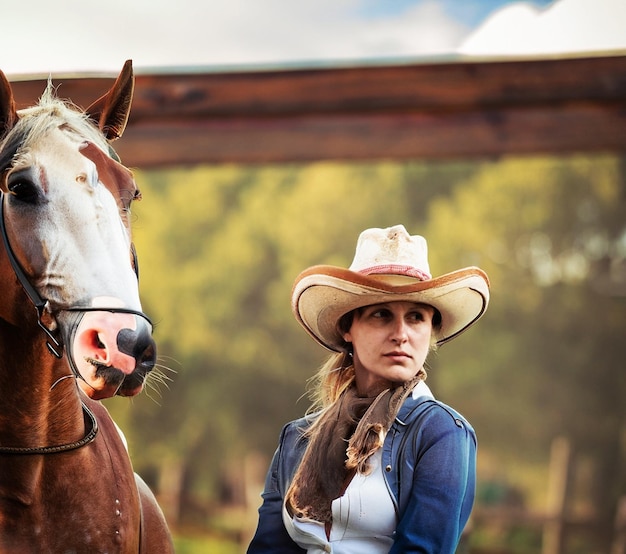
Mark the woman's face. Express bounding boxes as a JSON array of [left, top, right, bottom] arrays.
[[343, 301, 435, 396]]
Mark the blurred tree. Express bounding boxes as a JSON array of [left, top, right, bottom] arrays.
[[427, 155, 626, 547]]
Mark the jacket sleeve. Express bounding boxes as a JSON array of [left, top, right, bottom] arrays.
[[390, 405, 477, 554], [247, 422, 307, 554]]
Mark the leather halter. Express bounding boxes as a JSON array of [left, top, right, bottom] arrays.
[[0, 191, 151, 358], [0, 190, 149, 455]]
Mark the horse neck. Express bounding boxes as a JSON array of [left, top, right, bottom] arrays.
[[0, 316, 85, 449]]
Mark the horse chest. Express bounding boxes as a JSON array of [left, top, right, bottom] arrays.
[[0, 427, 141, 553]]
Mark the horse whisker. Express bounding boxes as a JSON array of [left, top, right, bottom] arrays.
[[84, 356, 108, 368], [152, 366, 174, 382], [141, 361, 177, 405]]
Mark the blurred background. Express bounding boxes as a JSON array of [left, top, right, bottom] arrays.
[[122, 156, 626, 554], [3, 0, 625, 552]]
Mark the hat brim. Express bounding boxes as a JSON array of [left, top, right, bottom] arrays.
[[292, 265, 490, 351]]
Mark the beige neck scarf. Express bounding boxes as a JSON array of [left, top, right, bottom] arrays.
[[285, 374, 421, 529]]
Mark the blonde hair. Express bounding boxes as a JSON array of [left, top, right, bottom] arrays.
[[306, 352, 354, 413]]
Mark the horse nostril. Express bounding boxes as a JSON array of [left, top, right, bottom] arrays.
[[139, 342, 157, 373], [96, 333, 106, 349], [116, 321, 157, 369]]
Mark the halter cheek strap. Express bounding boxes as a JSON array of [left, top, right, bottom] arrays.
[[0, 191, 64, 357], [0, 191, 151, 361]]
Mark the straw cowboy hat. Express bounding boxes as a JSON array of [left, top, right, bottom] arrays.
[[291, 224, 490, 351]]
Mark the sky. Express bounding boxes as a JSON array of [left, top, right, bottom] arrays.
[[0, 0, 625, 77]]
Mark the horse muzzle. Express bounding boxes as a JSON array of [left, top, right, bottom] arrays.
[[63, 307, 157, 399]]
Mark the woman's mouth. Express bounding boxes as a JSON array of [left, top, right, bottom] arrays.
[[385, 351, 411, 361]]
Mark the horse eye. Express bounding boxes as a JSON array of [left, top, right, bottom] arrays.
[[7, 175, 39, 204]]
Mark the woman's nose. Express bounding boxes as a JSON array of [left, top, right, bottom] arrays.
[[390, 318, 409, 343]]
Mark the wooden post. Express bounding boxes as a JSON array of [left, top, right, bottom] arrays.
[[542, 436, 572, 554], [242, 451, 268, 546], [612, 496, 626, 554], [158, 458, 185, 527]]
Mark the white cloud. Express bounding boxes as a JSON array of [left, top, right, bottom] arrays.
[[1, 0, 468, 76], [2, 0, 623, 77], [458, 0, 626, 56], [358, 1, 470, 58]]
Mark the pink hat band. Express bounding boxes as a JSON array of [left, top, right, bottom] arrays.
[[358, 264, 432, 281]]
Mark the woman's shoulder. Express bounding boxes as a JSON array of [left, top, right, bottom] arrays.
[[398, 395, 476, 439], [279, 412, 319, 444]]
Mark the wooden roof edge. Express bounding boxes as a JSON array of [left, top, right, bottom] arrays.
[[7, 54, 626, 118], [4, 54, 626, 166]]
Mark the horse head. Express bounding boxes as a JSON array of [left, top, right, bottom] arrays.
[[0, 60, 156, 399]]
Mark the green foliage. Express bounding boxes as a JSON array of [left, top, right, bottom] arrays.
[[428, 155, 625, 436]]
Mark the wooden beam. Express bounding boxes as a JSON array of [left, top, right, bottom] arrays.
[[6, 55, 626, 167]]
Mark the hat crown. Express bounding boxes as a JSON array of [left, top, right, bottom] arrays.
[[349, 225, 432, 280]]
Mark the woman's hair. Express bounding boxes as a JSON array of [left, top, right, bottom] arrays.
[[306, 352, 355, 414], [306, 304, 442, 413]]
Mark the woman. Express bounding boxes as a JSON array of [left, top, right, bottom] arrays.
[[248, 225, 490, 553]]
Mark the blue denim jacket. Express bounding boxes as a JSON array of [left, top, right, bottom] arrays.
[[247, 394, 477, 553]]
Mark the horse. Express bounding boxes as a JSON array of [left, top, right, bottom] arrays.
[[0, 61, 174, 552]]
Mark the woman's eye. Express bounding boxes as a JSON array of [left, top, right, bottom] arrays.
[[410, 309, 433, 323]]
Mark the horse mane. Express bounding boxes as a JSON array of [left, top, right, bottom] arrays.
[[0, 81, 109, 172]]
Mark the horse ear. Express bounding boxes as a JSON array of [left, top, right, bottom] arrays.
[[86, 59, 134, 141], [0, 69, 18, 139]]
